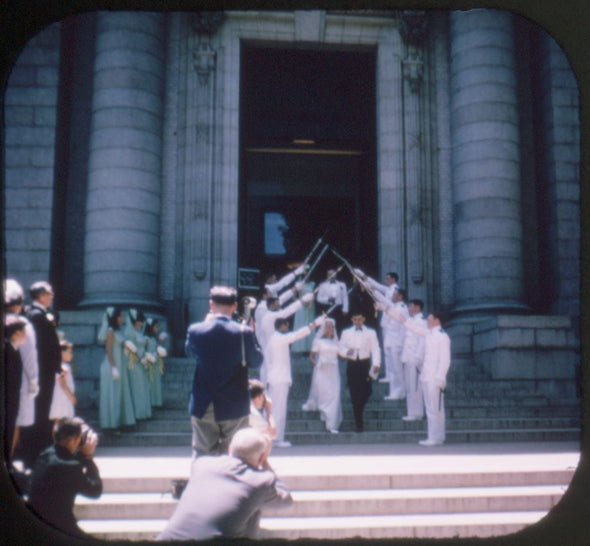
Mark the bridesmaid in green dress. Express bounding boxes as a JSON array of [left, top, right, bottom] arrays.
[[124, 309, 152, 420], [144, 317, 166, 408], [98, 307, 136, 430], [292, 281, 315, 352]]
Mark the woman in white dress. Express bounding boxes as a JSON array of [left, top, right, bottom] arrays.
[[301, 318, 342, 433]]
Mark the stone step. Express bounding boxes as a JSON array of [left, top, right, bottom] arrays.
[[94, 427, 580, 447], [71, 441, 577, 541], [96, 400, 580, 421], [74, 484, 566, 521], [95, 467, 575, 494], [119, 416, 580, 434], [78, 511, 550, 540]]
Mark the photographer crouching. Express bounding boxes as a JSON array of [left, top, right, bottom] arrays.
[[27, 417, 102, 538]]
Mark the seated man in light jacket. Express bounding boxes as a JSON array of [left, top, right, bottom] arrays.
[[157, 428, 292, 541]]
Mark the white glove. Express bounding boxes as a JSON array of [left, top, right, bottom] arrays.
[[157, 346, 168, 358], [375, 302, 386, 312], [158, 332, 169, 344], [354, 268, 366, 280], [301, 292, 314, 304], [369, 366, 380, 380], [111, 366, 120, 380], [294, 264, 306, 276], [28, 378, 39, 399], [312, 315, 326, 328], [294, 281, 304, 292]]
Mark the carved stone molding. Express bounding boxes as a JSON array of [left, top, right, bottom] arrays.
[[191, 12, 224, 86], [193, 43, 216, 86], [402, 52, 424, 94], [399, 11, 426, 94]]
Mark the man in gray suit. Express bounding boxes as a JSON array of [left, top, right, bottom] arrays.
[[157, 428, 292, 540]]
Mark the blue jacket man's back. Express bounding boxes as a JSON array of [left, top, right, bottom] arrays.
[[186, 314, 263, 421]]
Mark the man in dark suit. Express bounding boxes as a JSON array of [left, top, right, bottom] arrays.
[[186, 286, 263, 457], [23, 281, 62, 467], [157, 427, 292, 540]]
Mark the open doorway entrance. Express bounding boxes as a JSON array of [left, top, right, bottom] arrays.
[[239, 43, 377, 288]]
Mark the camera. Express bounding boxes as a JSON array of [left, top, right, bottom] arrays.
[[80, 424, 95, 446]]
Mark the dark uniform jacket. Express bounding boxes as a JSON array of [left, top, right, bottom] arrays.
[[186, 314, 263, 421], [27, 444, 103, 537], [26, 303, 61, 422]]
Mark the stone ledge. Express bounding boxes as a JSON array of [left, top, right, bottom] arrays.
[[473, 315, 572, 333]]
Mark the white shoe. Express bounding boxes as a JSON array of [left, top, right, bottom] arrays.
[[384, 395, 404, 401], [418, 439, 443, 447], [378, 378, 390, 383], [274, 441, 292, 448], [329, 429, 339, 434], [402, 415, 423, 421]]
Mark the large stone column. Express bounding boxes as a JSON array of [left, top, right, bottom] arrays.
[[82, 12, 165, 307], [450, 10, 527, 314]]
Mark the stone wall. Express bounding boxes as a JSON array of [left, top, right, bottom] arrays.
[[474, 315, 578, 380], [4, 24, 61, 289]]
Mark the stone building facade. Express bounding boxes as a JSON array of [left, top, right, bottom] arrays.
[[4, 9, 580, 408]]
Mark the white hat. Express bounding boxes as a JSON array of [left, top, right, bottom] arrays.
[[4, 279, 24, 306]]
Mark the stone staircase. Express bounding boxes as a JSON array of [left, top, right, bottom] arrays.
[[74, 445, 578, 540], [83, 354, 581, 447]]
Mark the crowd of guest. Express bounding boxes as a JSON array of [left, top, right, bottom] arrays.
[[4, 279, 73, 477], [3, 278, 170, 479]]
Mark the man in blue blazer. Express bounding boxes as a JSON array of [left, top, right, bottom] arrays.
[[186, 286, 263, 457]]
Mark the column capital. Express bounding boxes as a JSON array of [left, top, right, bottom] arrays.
[[190, 12, 225, 37], [398, 10, 427, 48]]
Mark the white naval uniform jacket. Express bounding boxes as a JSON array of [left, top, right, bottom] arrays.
[[338, 326, 381, 369], [265, 326, 312, 385], [367, 278, 398, 327], [265, 271, 296, 297], [420, 326, 451, 389], [316, 280, 349, 313], [259, 299, 302, 350], [254, 290, 294, 345], [400, 312, 427, 366], [382, 301, 408, 348]]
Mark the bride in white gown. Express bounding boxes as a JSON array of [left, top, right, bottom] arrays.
[[301, 318, 342, 433]]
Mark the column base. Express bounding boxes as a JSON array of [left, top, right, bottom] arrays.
[[78, 296, 164, 311], [451, 301, 531, 318]]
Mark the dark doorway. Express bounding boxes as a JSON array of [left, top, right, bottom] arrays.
[[239, 43, 377, 285]]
